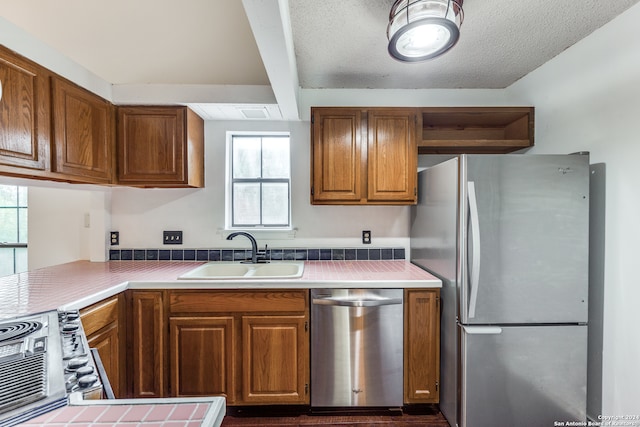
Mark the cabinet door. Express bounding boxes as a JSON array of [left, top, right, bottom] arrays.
[[86, 323, 121, 397], [367, 109, 417, 203], [404, 289, 440, 403], [130, 291, 166, 398], [169, 317, 236, 402], [51, 77, 114, 183], [311, 108, 364, 203], [0, 46, 50, 172], [241, 315, 309, 404], [80, 295, 123, 398], [117, 106, 204, 187]]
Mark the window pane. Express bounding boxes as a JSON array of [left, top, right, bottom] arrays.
[[262, 137, 290, 179], [0, 209, 17, 242], [17, 187, 28, 207], [0, 186, 17, 206], [18, 208, 28, 243], [0, 249, 13, 277], [15, 247, 28, 274], [233, 137, 261, 178], [233, 183, 261, 225], [262, 183, 289, 225]]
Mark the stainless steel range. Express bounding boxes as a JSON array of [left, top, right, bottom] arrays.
[[0, 310, 102, 426]]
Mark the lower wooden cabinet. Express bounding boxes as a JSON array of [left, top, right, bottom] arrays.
[[80, 294, 125, 398], [126, 288, 440, 406], [404, 289, 440, 403], [130, 290, 166, 398], [167, 290, 310, 405], [241, 315, 309, 404], [169, 316, 236, 400]]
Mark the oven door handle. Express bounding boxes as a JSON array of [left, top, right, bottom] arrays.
[[312, 296, 403, 307]]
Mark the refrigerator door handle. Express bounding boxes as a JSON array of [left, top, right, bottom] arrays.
[[462, 325, 502, 335], [467, 181, 481, 318]]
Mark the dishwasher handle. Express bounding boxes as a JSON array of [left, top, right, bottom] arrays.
[[312, 296, 403, 307]]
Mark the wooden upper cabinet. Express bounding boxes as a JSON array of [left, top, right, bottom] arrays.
[[51, 77, 114, 183], [311, 107, 417, 205], [367, 109, 417, 203], [419, 107, 534, 154], [117, 106, 204, 187], [0, 45, 50, 174], [310, 108, 363, 202]]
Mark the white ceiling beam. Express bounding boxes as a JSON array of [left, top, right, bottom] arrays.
[[242, 0, 300, 120]]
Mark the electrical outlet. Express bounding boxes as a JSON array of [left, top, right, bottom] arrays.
[[362, 230, 372, 244], [163, 231, 183, 245], [110, 231, 119, 246]]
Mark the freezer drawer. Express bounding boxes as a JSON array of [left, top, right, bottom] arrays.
[[460, 324, 587, 427]]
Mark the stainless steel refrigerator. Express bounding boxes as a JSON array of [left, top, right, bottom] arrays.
[[410, 154, 589, 427]]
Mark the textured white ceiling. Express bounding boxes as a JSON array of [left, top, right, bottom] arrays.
[[289, 0, 640, 89], [1, 0, 639, 118]]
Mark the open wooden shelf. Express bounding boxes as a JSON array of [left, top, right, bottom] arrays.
[[419, 107, 534, 154]]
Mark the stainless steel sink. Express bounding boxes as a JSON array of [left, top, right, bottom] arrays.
[[178, 261, 305, 280]]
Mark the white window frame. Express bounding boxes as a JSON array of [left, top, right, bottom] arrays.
[[225, 131, 293, 235], [0, 185, 28, 276]]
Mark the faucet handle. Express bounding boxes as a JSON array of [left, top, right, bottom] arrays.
[[256, 244, 268, 261]]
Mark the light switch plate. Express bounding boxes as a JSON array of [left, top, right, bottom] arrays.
[[163, 231, 183, 245]]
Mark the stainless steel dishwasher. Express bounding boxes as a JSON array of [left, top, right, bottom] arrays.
[[310, 288, 404, 408]]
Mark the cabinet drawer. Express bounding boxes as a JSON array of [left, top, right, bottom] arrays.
[[169, 290, 308, 314], [80, 295, 119, 336]]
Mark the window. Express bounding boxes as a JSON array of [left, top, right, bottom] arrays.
[[0, 185, 28, 276], [228, 133, 291, 228]]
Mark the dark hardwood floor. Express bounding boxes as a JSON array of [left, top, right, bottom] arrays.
[[221, 406, 450, 426]]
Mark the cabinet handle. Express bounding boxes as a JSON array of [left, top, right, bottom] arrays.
[[0, 80, 3, 102]]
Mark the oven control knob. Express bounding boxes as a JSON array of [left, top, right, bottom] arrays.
[[65, 311, 80, 321], [62, 322, 80, 333], [78, 374, 98, 388], [67, 356, 89, 370], [76, 365, 95, 377]]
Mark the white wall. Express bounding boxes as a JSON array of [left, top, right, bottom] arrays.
[[27, 186, 90, 269], [0, 175, 111, 270], [111, 120, 412, 250], [26, 186, 111, 269], [507, 2, 640, 417]]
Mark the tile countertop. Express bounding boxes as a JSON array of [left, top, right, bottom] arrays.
[[0, 260, 441, 319], [17, 394, 226, 427]]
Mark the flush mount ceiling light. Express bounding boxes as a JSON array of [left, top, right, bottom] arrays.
[[387, 0, 464, 62]]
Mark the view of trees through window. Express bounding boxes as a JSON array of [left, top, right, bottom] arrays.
[[0, 185, 28, 276]]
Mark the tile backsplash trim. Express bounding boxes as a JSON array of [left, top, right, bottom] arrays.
[[109, 247, 406, 262]]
